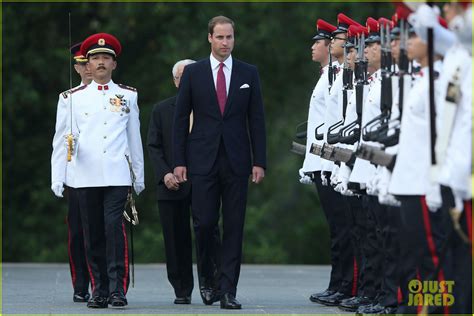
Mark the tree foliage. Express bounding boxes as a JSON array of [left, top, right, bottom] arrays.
[[2, 2, 393, 263]]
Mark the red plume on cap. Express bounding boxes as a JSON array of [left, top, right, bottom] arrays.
[[438, 16, 448, 29], [348, 25, 360, 38], [366, 17, 380, 34], [337, 13, 361, 28], [392, 13, 399, 25], [348, 25, 369, 38], [378, 17, 393, 30], [317, 19, 337, 33], [394, 2, 413, 20]]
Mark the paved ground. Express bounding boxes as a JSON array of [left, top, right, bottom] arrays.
[[2, 263, 350, 314]]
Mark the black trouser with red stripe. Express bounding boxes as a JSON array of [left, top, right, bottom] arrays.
[[358, 195, 385, 299], [65, 186, 90, 295], [345, 195, 364, 297], [378, 205, 401, 308], [77, 186, 129, 298], [314, 172, 354, 295], [397, 195, 450, 314]]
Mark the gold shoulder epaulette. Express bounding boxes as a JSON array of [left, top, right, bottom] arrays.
[[118, 83, 137, 92]]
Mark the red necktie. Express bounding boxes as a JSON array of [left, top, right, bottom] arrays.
[[216, 62, 227, 115]]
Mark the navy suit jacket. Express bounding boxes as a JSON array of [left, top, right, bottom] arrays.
[[173, 57, 266, 176]]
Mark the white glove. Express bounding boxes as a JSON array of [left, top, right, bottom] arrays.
[[321, 172, 328, 186], [330, 165, 340, 187], [412, 4, 439, 28], [336, 164, 353, 195], [299, 168, 313, 185], [51, 182, 64, 198], [379, 193, 401, 207], [367, 166, 383, 196], [452, 189, 465, 213], [425, 183, 442, 212], [133, 182, 145, 195]]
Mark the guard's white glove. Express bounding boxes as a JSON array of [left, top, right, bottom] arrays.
[[412, 4, 439, 28], [321, 171, 329, 186], [425, 183, 442, 212], [133, 182, 145, 196], [452, 189, 465, 213], [330, 165, 340, 187], [377, 167, 400, 206], [299, 168, 313, 185], [379, 193, 401, 207], [367, 166, 383, 196], [51, 182, 64, 198], [335, 164, 353, 196]]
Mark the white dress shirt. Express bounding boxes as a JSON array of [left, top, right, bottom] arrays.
[[210, 53, 232, 95]]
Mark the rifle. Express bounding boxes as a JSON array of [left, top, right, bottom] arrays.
[[310, 143, 355, 166], [362, 22, 394, 143], [339, 30, 368, 145], [355, 143, 396, 170], [327, 38, 353, 144], [290, 141, 306, 156]]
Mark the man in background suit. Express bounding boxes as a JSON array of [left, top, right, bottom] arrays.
[[147, 59, 220, 305], [173, 15, 266, 309]]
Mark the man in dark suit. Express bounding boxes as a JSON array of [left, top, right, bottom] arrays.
[[147, 59, 220, 305], [173, 16, 266, 310]]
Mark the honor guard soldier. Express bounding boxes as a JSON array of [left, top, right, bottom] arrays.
[[411, 2, 472, 314], [314, 13, 360, 307], [388, 23, 447, 314], [51, 41, 92, 303], [300, 18, 343, 303], [54, 33, 144, 308]]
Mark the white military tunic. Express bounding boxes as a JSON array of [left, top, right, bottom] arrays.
[[389, 65, 442, 195], [320, 61, 343, 172], [301, 65, 329, 172], [349, 69, 382, 184], [52, 80, 144, 188]]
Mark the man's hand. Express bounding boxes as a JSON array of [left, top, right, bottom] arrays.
[[164, 173, 180, 191], [252, 166, 265, 184], [173, 166, 188, 183], [51, 182, 64, 198]]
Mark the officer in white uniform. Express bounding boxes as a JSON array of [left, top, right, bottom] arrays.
[[52, 32, 144, 309]]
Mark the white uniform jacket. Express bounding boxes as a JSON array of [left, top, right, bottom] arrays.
[[302, 65, 330, 172], [389, 65, 443, 196], [435, 45, 472, 198], [320, 61, 343, 172], [52, 80, 144, 188], [350, 69, 382, 184]]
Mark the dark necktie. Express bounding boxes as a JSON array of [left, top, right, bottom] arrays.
[[216, 62, 227, 115]]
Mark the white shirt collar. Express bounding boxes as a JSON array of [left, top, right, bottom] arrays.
[[210, 53, 233, 71]]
